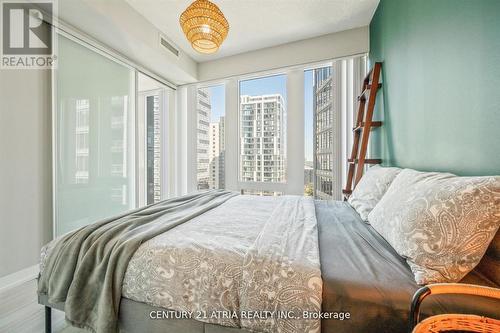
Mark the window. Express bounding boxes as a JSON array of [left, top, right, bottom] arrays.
[[304, 66, 334, 199], [239, 75, 287, 184], [55, 33, 174, 236], [137, 73, 170, 206], [196, 85, 225, 190], [186, 55, 365, 199]]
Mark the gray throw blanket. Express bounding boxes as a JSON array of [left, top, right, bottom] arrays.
[[38, 190, 237, 333]]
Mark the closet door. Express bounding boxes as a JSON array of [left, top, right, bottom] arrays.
[[54, 34, 136, 236]]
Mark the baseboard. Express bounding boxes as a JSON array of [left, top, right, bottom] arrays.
[[0, 266, 66, 332], [0, 265, 39, 294]]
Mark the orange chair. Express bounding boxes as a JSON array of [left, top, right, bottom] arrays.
[[409, 283, 500, 333]]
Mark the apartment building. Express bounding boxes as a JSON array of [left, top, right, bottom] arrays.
[[240, 94, 285, 182], [313, 67, 334, 200], [197, 88, 211, 189], [218, 116, 225, 189], [146, 94, 162, 204], [208, 116, 225, 189]]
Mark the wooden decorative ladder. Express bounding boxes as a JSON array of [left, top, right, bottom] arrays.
[[343, 62, 383, 199]]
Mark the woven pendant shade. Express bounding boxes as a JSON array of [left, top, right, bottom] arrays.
[[179, 0, 229, 54]]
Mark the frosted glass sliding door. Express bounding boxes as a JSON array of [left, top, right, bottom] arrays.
[[54, 34, 136, 236]]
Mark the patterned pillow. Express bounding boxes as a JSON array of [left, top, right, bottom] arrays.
[[368, 169, 500, 285], [348, 165, 402, 221]]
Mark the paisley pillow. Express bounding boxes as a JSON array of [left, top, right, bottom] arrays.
[[368, 169, 500, 285], [348, 165, 402, 221]]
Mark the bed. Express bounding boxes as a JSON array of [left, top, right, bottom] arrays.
[[38, 191, 500, 333]]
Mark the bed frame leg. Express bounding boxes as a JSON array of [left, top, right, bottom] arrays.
[[45, 306, 52, 333]]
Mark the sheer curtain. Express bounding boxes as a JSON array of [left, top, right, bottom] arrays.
[[54, 34, 136, 236], [337, 55, 367, 199]]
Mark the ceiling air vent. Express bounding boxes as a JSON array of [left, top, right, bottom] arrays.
[[159, 34, 179, 57]]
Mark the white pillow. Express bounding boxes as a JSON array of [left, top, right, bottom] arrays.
[[368, 169, 500, 285], [348, 165, 402, 221]]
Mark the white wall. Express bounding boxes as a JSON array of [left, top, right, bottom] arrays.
[[198, 27, 369, 82], [0, 69, 52, 278], [0, 0, 200, 278], [58, 0, 198, 85]]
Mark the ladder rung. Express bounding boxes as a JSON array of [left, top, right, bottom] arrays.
[[352, 121, 382, 131], [358, 83, 382, 101], [348, 158, 382, 164]]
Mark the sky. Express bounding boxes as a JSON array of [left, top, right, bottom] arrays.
[[204, 73, 314, 162], [240, 75, 287, 99], [208, 84, 225, 121]]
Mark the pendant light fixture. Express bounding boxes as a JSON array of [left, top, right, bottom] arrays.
[[179, 0, 229, 54]]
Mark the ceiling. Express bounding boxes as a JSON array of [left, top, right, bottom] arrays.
[[126, 0, 379, 63]]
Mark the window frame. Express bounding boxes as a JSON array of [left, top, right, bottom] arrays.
[[186, 55, 366, 199]]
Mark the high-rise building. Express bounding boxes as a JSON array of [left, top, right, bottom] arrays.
[[313, 67, 333, 200], [304, 165, 314, 185], [208, 116, 225, 189], [218, 116, 225, 189], [240, 94, 285, 182], [145, 94, 162, 204], [197, 88, 211, 189]]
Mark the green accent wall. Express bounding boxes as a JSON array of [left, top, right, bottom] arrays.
[[369, 0, 500, 176]]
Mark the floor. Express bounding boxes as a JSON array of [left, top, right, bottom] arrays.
[[0, 278, 67, 333]]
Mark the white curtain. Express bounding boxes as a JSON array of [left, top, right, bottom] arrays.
[[337, 55, 367, 200], [54, 34, 136, 236]]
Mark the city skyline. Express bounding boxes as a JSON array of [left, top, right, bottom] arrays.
[[206, 75, 315, 162], [199, 75, 322, 197]]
